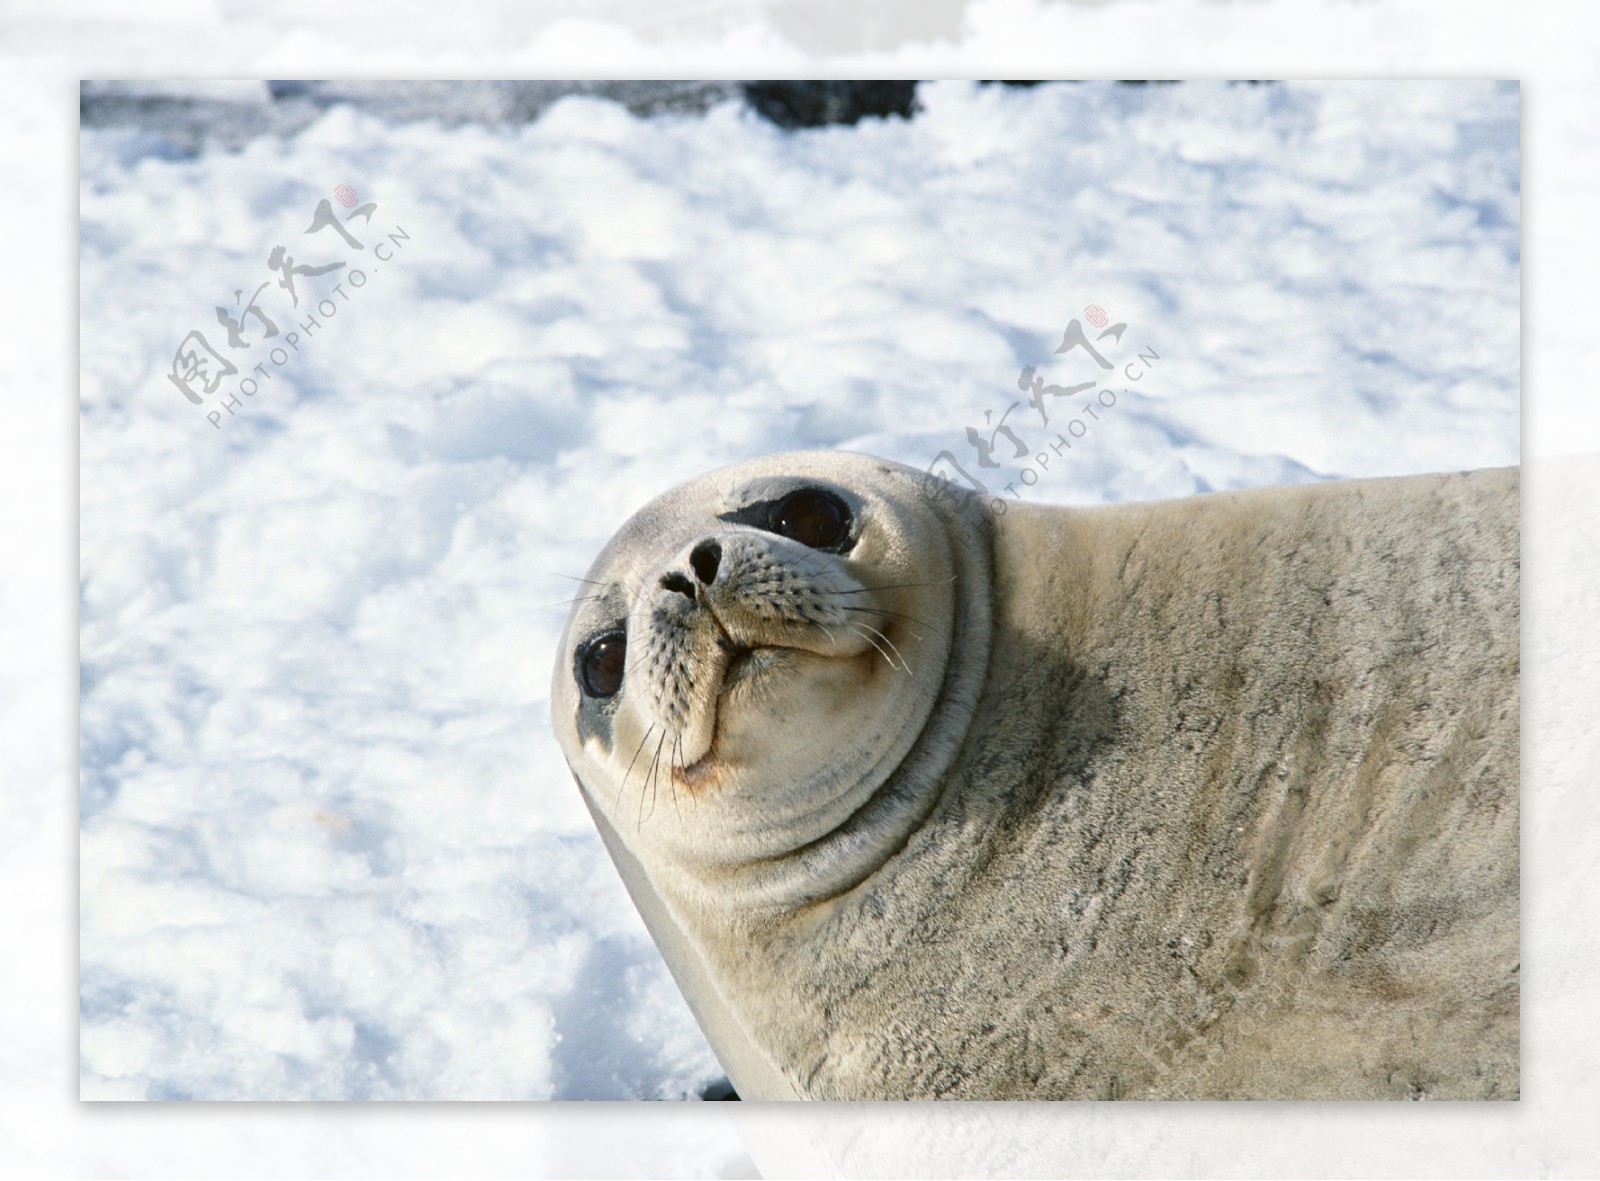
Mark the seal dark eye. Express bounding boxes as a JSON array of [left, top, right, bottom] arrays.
[[773, 489, 851, 550], [577, 631, 626, 699]]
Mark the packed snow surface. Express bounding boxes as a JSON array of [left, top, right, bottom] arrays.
[[79, 79, 1519, 1099]]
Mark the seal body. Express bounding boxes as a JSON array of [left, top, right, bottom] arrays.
[[552, 452, 1519, 1100]]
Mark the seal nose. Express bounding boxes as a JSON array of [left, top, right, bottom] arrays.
[[690, 540, 721, 585], [660, 571, 696, 600]]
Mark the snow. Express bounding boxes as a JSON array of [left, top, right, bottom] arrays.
[[76, 79, 1521, 1104]]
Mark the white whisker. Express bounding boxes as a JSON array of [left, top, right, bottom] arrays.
[[848, 621, 911, 676]]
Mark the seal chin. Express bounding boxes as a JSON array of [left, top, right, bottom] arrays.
[[674, 753, 725, 792]]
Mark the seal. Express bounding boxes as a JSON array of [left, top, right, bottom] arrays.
[[551, 451, 1519, 1100]]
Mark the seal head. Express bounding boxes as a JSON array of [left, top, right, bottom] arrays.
[[552, 450, 992, 913]]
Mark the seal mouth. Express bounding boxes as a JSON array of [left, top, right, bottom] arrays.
[[675, 643, 787, 788], [722, 644, 785, 695]]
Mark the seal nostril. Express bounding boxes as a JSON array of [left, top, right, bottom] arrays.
[[690, 540, 722, 585], [660, 572, 696, 599]]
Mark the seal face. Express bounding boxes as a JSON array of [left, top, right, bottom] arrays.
[[552, 450, 993, 909], [553, 451, 1520, 1101]]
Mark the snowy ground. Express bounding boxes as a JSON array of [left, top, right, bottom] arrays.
[[78, 79, 1520, 1101]]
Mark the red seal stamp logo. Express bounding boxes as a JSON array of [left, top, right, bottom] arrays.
[[334, 184, 358, 208], [1084, 304, 1108, 329]]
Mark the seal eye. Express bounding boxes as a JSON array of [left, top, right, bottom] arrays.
[[577, 631, 626, 699], [773, 489, 850, 550]]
